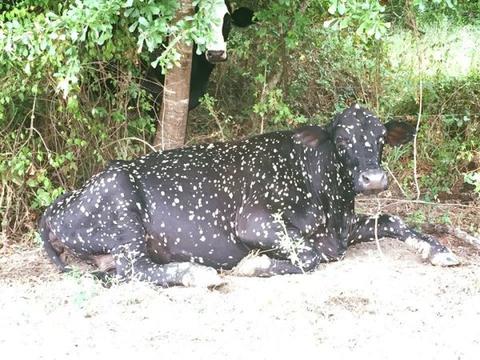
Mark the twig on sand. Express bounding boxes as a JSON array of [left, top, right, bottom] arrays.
[[372, 197, 385, 259]]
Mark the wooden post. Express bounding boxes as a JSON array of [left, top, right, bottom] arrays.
[[154, 0, 194, 150]]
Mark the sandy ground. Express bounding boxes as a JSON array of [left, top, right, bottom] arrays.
[[1, 237, 479, 360]]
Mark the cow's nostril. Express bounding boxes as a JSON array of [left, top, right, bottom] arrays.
[[358, 169, 388, 192], [205, 50, 227, 63], [207, 50, 224, 56], [360, 173, 371, 184]]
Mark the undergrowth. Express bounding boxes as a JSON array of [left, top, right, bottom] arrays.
[[0, 1, 479, 246]]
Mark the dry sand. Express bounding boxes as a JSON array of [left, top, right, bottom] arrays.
[[1, 237, 479, 360]]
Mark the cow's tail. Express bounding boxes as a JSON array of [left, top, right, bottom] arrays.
[[38, 208, 69, 273]]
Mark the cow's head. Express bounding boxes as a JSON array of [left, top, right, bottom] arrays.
[[294, 104, 415, 195], [331, 104, 415, 194], [204, 3, 254, 63]]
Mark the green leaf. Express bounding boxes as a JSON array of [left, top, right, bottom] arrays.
[[138, 16, 148, 27], [327, 3, 337, 15], [128, 22, 138, 32]]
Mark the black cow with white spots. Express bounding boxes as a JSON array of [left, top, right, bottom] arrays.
[[39, 104, 459, 287], [142, 4, 255, 110]]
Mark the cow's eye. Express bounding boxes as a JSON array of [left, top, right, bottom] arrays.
[[336, 137, 348, 147]]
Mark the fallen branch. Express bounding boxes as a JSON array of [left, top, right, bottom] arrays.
[[257, 69, 283, 134], [356, 197, 479, 209], [423, 223, 480, 250]]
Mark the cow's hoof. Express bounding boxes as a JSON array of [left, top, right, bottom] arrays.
[[429, 250, 460, 267], [234, 255, 272, 277], [180, 264, 224, 287]]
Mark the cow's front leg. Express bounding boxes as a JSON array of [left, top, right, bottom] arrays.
[[349, 214, 459, 266], [234, 239, 326, 277]]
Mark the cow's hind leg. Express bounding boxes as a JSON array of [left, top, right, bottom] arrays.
[[349, 214, 459, 266], [112, 241, 223, 287]]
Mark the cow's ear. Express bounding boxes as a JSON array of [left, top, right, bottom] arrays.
[[231, 7, 255, 27], [293, 126, 330, 148], [384, 120, 415, 146]]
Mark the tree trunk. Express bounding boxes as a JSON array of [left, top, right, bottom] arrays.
[[153, 0, 194, 150]]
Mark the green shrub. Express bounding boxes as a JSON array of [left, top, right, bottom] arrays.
[[1, 0, 480, 244]]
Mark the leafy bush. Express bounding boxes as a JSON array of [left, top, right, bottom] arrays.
[[0, 0, 231, 243], [1, 0, 480, 244]]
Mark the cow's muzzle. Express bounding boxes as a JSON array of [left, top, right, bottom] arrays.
[[356, 169, 388, 194], [205, 50, 227, 63]]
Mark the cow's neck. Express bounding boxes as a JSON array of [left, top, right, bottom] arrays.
[[298, 143, 354, 199], [298, 143, 356, 240]]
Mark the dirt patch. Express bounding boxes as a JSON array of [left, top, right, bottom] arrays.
[[325, 294, 372, 314], [1, 236, 479, 359]]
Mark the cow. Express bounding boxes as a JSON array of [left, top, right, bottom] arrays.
[[39, 104, 459, 287], [141, 4, 255, 111]]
